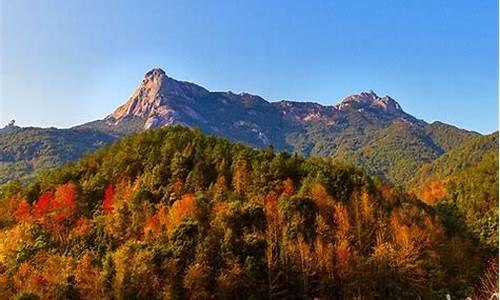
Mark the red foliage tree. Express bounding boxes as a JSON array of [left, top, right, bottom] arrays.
[[30, 184, 78, 232], [34, 191, 54, 217], [54, 183, 77, 220], [14, 200, 32, 223], [103, 184, 115, 213]]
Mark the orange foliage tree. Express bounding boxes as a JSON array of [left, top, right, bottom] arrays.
[[167, 194, 198, 234], [421, 180, 447, 204], [14, 199, 32, 223]]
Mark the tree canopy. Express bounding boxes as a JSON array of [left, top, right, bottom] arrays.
[[0, 126, 496, 299]]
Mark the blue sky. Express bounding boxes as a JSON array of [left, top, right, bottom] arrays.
[[1, 0, 498, 133]]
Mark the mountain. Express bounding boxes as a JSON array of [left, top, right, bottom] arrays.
[[98, 69, 433, 154], [79, 68, 479, 184], [336, 121, 484, 186], [409, 131, 499, 189], [0, 126, 494, 299], [0, 68, 481, 185]]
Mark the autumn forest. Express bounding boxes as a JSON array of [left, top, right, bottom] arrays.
[[0, 127, 497, 299]]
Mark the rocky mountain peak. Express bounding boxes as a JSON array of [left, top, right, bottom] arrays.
[[144, 67, 166, 78], [338, 90, 379, 107], [104, 68, 420, 136], [337, 90, 402, 113], [108, 68, 209, 126], [141, 68, 168, 85], [373, 95, 402, 113], [363, 89, 379, 99]]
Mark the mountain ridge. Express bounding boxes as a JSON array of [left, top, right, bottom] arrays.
[[0, 67, 483, 185], [105, 68, 424, 134]]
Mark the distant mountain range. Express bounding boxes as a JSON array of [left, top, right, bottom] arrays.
[[1, 68, 492, 185]]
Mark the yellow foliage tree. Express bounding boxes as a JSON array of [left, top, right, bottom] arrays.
[[167, 194, 198, 234]]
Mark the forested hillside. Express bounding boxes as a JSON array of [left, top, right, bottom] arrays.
[[410, 132, 498, 188], [0, 127, 117, 184], [336, 122, 445, 185], [0, 126, 496, 299], [415, 132, 499, 252]]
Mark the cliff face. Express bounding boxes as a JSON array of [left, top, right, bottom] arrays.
[[105, 68, 423, 144], [108, 68, 210, 129]]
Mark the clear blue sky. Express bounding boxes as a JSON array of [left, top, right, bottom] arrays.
[[1, 0, 498, 133]]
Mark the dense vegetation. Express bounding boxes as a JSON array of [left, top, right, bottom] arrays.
[[0, 117, 478, 188], [440, 150, 499, 249], [0, 126, 496, 299], [285, 118, 478, 186], [410, 132, 498, 188], [0, 127, 117, 184], [423, 121, 480, 152], [74, 116, 146, 138], [338, 122, 444, 186], [416, 133, 499, 251]]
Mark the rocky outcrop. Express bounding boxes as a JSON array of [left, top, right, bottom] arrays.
[[106, 68, 422, 133], [107, 68, 209, 129]]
